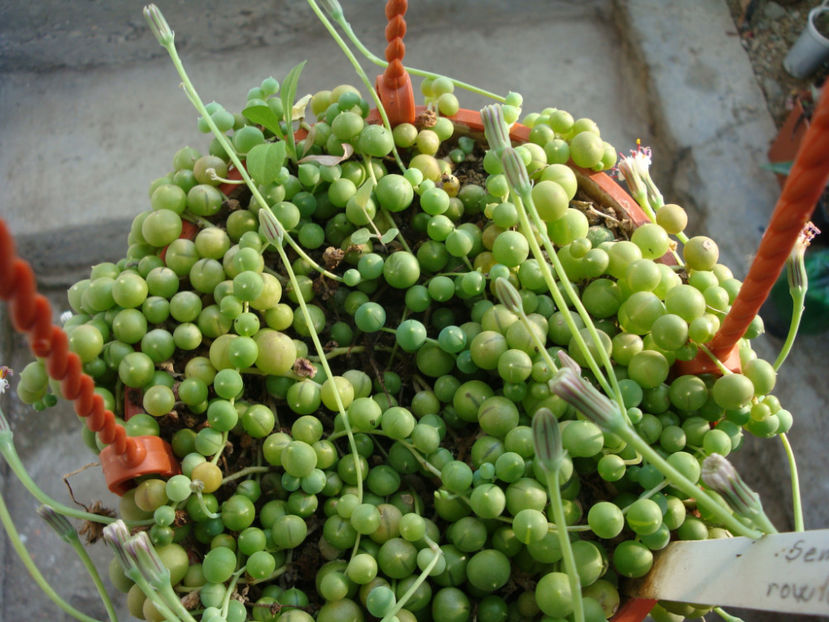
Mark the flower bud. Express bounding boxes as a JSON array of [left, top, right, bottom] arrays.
[[127, 531, 171, 587], [37, 505, 75, 542], [102, 520, 133, 571], [320, 0, 344, 19], [494, 277, 524, 315], [532, 408, 564, 474], [501, 148, 531, 195], [143, 4, 174, 46], [259, 207, 285, 248], [787, 222, 819, 294], [548, 352, 623, 432], [481, 105, 511, 155], [702, 453, 765, 519]]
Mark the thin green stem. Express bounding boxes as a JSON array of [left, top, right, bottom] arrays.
[[156, 27, 363, 503], [0, 493, 105, 622], [195, 491, 220, 519], [221, 466, 272, 484], [220, 569, 246, 619], [158, 582, 198, 622], [351, 533, 362, 560], [381, 538, 443, 622], [328, 428, 441, 478], [774, 291, 805, 371], [306, 0, 407, 172], [519, 189, 626, 413], [248, 558, 290, 585], [180, 213, 215, 229], [327, 9, 506, 102], [616, 426, 762, 538], [511, 193, 614, 400], [276, 238, 364, 502], [714, 607, 745, 622], [210, 430, 229, 465], [514, 307, 558, 374], [379, 207, 412, 253], [160, 36, 341, 283], [779, 432, 804, 531], [66, 531, 120, 622], [544, 470, 585, 622], [697, 343, 732, 375], [621, 480, 669, 513], [308, 345, 366, 361], [124, 568, 179, 622], [0, 435, 116, 525]]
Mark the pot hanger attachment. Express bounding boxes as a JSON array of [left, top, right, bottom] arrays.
[[0, 219, 179, 495], [375, 0, 415, 127], [675, 79, 829, 376]]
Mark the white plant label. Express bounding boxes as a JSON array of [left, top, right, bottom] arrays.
[[630, 529, 829, 616]]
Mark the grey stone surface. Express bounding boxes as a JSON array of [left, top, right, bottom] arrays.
[[620, 0, 829, 545], [2, 0, 645, 280], [0, 0, 826, 621]]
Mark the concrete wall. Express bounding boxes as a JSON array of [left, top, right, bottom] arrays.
[[0, 1, 825, 621]]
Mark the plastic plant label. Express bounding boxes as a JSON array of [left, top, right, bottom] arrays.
[[630, 529, 829, 616]]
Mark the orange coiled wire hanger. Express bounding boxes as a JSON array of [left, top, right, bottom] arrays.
[[0, 220, 178, 494]]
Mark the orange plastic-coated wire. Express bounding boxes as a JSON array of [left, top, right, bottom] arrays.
[[611, 598, 657, 622], [707, 80, 829, 361], [0, 218, 178, 493], [376, 0, 415, 126], [383, 0, 407, 89]]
